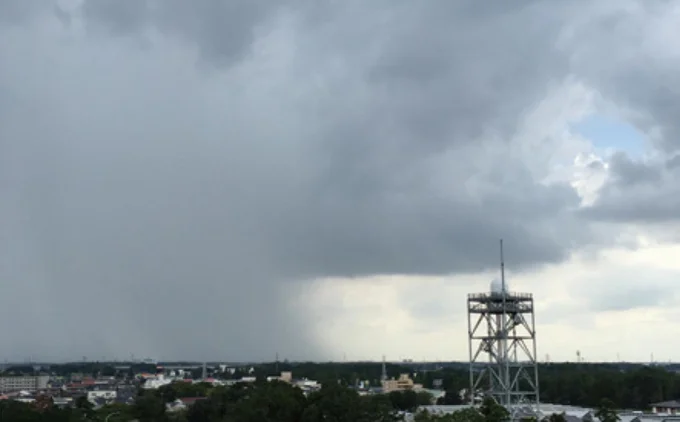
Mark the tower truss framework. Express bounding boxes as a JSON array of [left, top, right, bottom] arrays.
[[467, 290, 540, 415]]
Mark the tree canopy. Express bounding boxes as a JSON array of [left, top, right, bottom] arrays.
[[2, 361, 679, 421]]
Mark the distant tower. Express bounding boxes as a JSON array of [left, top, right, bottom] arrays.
[[202, 362, 207, 380], [381, 355, 388, 382], [467, 240, 540, 415]]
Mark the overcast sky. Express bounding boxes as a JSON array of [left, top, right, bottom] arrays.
[[2, 0, 680, 363]]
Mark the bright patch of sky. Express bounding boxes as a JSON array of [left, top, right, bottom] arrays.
[[572, 114, 647, 157]]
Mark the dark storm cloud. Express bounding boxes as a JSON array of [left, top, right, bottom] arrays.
[[0, 0, 658, 361], [607, 152, 662, 186], [68, 0, 591, 275], [82, 0, 281, 66], [582, 154, 680, 223]]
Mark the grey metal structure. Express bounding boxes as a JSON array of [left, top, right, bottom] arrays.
[[467, 241, 540, 417]]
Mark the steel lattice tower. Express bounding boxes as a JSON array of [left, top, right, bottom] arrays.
[[467, 241, 540, 417]]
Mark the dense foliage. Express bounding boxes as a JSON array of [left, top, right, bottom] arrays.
[[0, 381, 416, 422], [1, 362, 678, 421], [238, 362, 680, 409]]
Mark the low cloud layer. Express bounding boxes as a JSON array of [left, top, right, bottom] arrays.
[[1, 0, 679, 361]]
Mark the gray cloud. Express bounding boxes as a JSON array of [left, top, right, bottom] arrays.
[[564, 2, 680, 225], [81, 0, 282, 67], [581, 269, 679, 313], [0, 0, 47, 25], [561, 0, 680, 153], [1, 0, 672, 361], [607, 152, 662, 187], [582, 154, 680, 223]]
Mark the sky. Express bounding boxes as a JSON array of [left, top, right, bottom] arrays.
[[573, 114, 646, 157], [2, 0, 680, 363]]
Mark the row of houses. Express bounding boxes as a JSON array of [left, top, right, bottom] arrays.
[[0, 374, 138, 409], [140, 370, 322, 395]]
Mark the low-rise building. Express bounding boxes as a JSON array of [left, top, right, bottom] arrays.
[[0, 375, 49, 393], [652, 401, 680, 415], [87, 390, 117, 402], [381, 373, 422, 393]]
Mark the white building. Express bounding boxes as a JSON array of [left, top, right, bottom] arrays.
[[87, 390, 117, 401], [0, 375, 49, 393], [142, 375, 174, 389]]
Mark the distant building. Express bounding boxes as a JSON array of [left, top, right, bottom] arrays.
[[0, 375, 49, 393], [651, 400, 680, 415], [280, 372, 293, 383], [87, 390, 117, 402], [381, 373, 423, 393]]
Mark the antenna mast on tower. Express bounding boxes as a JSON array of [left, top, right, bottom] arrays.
[[500, 240, 510, 407]]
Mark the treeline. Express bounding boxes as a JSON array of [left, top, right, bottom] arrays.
[[7, 360, 680, 411], [2, 362, 159, 378], [151, 361, 680, 410], [4, 380, 613, 422], [0, 380, 440, 422], [539, 364, 678, 409], [0, 368, 662, 421], [154, 380, 434, 411], [253, 362, 680, 410]]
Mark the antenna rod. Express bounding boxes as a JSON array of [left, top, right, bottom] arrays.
[[500, 239, 505, 292], [500, 239, 509, 407]]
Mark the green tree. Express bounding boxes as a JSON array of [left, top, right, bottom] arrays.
[[72, 395, 96, 421], [0, 400, 40, 422], [415, 407, 483, 422], [479, 397, 509, 422], [414, 409, 432, 422], [359, 393, 399, 422], [134, 392, 168, 422], [594, 399, 620, 422], [437, 389, 463, 405], [302, 382, 363, 422], [454, 407, 485, 422], [186, 398, 213, 422], [417, 391, 435, 406], [96, 403, 135, 422], [543, 412, 567, 422], [302, 381, 395, 422], [388, 390, 418, 411], [241, 380, 307, 422]]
